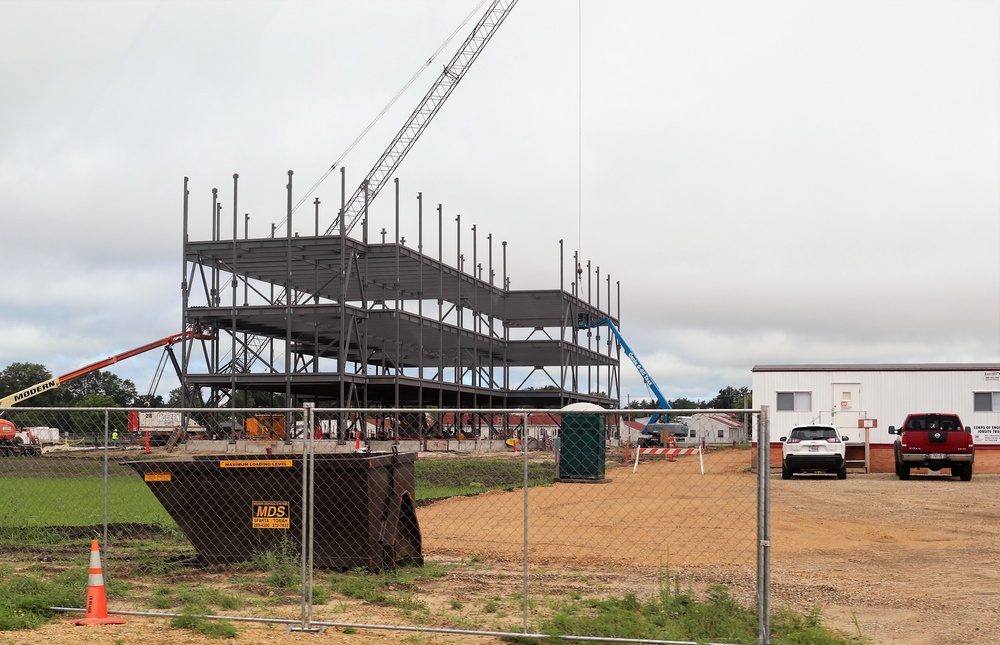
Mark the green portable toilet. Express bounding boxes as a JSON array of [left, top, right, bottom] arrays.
[[558, 403, 606, 481]]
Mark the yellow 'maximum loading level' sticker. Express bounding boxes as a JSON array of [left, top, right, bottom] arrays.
[[219, 460, 293, 468]]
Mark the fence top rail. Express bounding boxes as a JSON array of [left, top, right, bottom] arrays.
[[1, 406, 761, 415]]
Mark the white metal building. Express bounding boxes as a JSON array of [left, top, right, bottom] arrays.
[[751, 364, 1000, 446]]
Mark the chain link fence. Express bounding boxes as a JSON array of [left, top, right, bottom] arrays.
[[0, 405, 770, 642]]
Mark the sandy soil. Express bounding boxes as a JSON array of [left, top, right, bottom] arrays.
[[9, 447, 998, 644]]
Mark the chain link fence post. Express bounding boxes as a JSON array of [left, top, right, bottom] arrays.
[[757, 404, 771, 645]]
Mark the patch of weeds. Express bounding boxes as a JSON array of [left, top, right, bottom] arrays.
[[169, 611, 238, 638], [310, 585, 327, 605], [483, 599, 499, 613], [48, 563, 129, 600], [529, 582, 867, 645], [342, 626, 357, 634], [237, 537, 300, 590], [772, 606, 870, 644], [508, 591, 535, 610], [203, 587, 244, 612], [150, 587, 175, 610], [327, 568, 427, 612], [0, 526, 72, 547], [0, 574, 82, 630], [450, 599, 463, 610], [330, 569, 392, 604], [418, 561, 449, 579], [129, 553, 179, 577], [159, 584, 243, 614]]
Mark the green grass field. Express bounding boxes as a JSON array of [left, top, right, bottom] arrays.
[[0, 477, 173, 529]]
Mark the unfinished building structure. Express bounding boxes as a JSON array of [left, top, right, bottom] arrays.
[[178, 171, 624, 430]]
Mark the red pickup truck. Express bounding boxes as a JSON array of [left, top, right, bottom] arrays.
[[888, 413, 974, 481]]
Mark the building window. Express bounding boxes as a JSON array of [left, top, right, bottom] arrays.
[[974, 392, 1000, 412], [717, 429, 725, 439], [776, 391, 812, 412]]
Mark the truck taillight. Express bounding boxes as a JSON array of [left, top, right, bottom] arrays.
[[786, 438, 800, 444]]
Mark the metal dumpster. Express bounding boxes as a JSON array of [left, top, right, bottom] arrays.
[[125, 452, 422, 570]]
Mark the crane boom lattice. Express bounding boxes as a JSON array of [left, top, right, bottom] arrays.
[[327, 0, 518, 236], [222, 0, 518, 380]]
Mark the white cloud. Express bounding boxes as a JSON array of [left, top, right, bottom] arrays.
[[0, 0, 996, 404]]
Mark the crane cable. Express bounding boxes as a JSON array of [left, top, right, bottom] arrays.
[[216, 1, 492, 366], [577, 0, 583, 284], [278, 0, 492, 232], [218, 1, 490, 299]]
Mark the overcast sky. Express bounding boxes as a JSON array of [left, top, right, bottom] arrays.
[[1, 0, 998, 405]]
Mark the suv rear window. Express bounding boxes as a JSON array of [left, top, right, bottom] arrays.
[[905, 415, 962, 431], [789, 427, 837, 440]]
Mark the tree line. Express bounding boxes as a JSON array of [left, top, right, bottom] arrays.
[[627, 386, 752, 411], [1, 361, 750, 413], [0, 362, 154, 408]]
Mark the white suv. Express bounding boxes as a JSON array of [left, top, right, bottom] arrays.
[[780, 424, 849, 480]]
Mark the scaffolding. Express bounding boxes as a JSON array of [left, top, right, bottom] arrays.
[[179, 171, 622, 416]]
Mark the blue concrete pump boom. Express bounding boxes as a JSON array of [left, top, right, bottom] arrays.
[[577, 314, 672, 423]]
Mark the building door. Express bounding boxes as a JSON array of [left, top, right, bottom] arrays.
[[831, 383, 863, 443]]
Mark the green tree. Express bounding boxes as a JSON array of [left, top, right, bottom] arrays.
[[668, 397, 701, 410], [0, 362, 62, 406], [63, 371, 137, 407], [73, 394, 128, 439], [707, 386, 751, 409]]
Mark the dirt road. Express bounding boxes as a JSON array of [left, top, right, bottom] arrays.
[[417, 449, 1000, 645]]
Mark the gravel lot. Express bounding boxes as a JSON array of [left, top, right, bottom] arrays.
[[769, 470, 1000, 645]]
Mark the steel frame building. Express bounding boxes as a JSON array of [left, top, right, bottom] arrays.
[[179, 172, 623, 414]]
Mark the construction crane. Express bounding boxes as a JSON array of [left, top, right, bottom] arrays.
[[223, 0, 518, 384], [0, 328, 211, 408], [327, 0, 518, 236], [577, 313, 683, 445]]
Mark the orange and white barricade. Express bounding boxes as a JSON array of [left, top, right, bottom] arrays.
[[632, 441, 704, 474]]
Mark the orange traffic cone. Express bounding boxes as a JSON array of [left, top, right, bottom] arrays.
[[668, 435, 676, 462], [73, 540, 126, 626]]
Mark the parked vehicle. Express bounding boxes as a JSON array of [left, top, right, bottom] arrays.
[[638, 422, 694, 448], [128, 410, 207, 447], [780, 424, 849, 480], [888, 413, 973, 481]]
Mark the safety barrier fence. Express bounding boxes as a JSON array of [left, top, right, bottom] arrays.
[[0, 404, 772, 644]]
